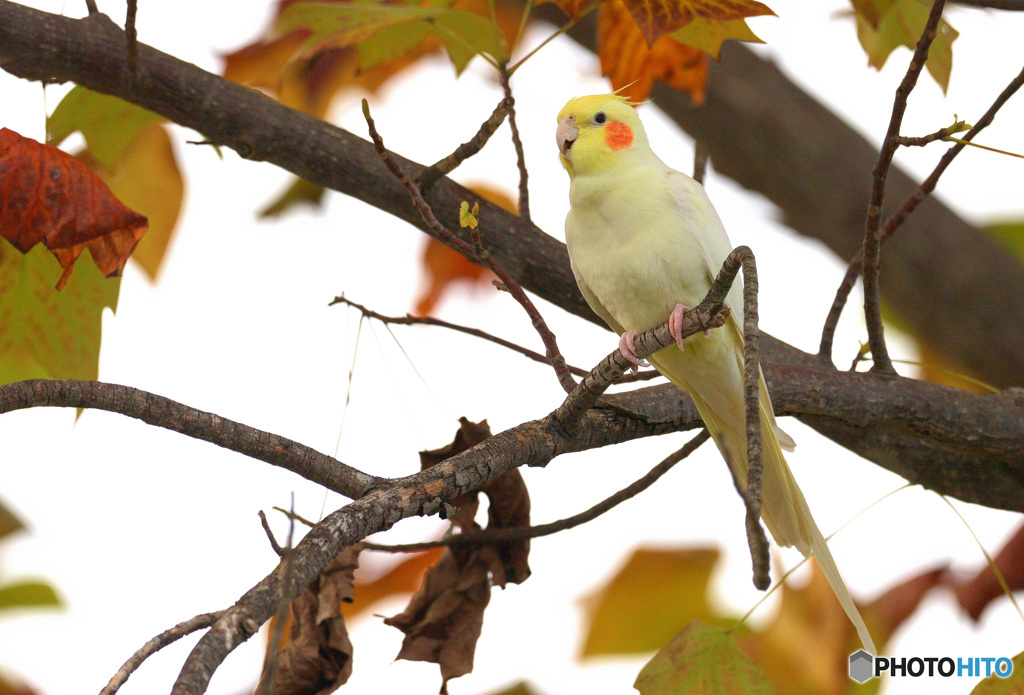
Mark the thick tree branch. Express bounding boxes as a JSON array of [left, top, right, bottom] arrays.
[[0, 380, 386, 498], [2, 1, 1022, 509]]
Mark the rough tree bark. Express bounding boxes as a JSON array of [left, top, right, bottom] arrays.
[[1, 0, 1022, 509]]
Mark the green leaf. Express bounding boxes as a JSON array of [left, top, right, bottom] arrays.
[[581, 547, 735, 657], [850, 0, 958, 92], [0, 500, 25, 541], [258, 177, 327, 219], [634, 621, 774, 695], [986, 221, 1024, 261], [275, 1, 507, 74], [969, 650, 1024, 694], [47, 86, 166, 172], [0, 580, 61, 611], [0, 243, 120, 385], [670, 18, 763, 60]]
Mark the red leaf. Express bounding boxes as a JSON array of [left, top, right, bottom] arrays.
[[953, 521, 1024, 621], [0, 128, 147, 289]]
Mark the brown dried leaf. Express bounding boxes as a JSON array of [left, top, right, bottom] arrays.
[[419, 417, 531, 585], [257, 546, 361, 695], [953, 521, 1024, 621], [620, 0, 773, 46], [342, 547, 444, 619], [479, 468, 531, 587], [598, 0, 709, 104], [0, 128, 147, 290], [384, 546, 491, 694]]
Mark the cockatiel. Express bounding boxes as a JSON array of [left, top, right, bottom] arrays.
[[557, 93, 875, 654]]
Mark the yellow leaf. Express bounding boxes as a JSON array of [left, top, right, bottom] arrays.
[[671, 17, 764, 59], [850, 0, 958, 92], [459, 200, 480, 229], [635, 621, 774, 695], [598, 0, 709, 104], [78, 125, 184, 280], [580, 547, 731, 657]]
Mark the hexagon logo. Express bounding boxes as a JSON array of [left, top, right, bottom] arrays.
[[849, 650, 874, 683]]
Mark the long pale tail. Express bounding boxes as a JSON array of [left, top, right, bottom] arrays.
[[649, 347, 876, 655]]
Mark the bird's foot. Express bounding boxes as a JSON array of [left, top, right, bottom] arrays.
[[668, 303, 692, 350], [618, 332, 649, 371]]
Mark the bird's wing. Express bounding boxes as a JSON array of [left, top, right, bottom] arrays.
[[571, 261, 626, 335], [667, 169, 795, 451]]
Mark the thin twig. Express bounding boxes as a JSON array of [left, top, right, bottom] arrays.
[[498, 63, 530, 222], [259, 510, 287, 557], [819, 63, 1024, 363], [99, 611, 227, 695], [693, 140, 709, 186], [737, 247, 770, 590], [362, 100, 576, 392], [330, 294, 661, 382], [417, 96, 513, 191], [363, 429, 711, 551], [85, 0, 98, 14], [861, 0, 946, 375], [954, 0, 1024, 8], [125, 0, 138, 82]]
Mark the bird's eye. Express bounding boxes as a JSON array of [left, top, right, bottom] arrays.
[[593, 112, 607, 125]]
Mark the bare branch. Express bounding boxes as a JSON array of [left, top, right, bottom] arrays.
[[85, 0, 98, 14], [861, 0, 947, 375], [499, 63, 530, 221], [693, 140, 709, 185], [0, 380, 387, 498], [819, 64, 1024, 362], [364, 429, 712, 551], [362, 99, 576, 392], [418, 96, 513, 191], [125, 0, 137, 81], [954, 0, 1024, 8], [258, 510, 287, 558], [99, 611, 226, 695]]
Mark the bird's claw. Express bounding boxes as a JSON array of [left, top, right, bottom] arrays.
[[668, 303, 692, 350], [618, 332, 649, 371]]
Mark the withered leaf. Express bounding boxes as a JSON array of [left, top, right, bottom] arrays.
[[953, 521, 1024, 621], [598, 0, 709, 105], [0, 128, 147, 289], [420, 417, 531, 585], [384, 546, 491, 694], [621, 0, 773, 47], [257, 545, 361, 695]]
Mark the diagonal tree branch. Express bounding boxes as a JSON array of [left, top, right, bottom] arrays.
[[0, 379, 387, 498], [2, 0, 1023, 509]]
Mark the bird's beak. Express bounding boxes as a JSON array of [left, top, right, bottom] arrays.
[[556, 115, 578, 157]]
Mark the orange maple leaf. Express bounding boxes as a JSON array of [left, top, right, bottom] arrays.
[[541, 0, 772, 45], [0, 128, 147, 289], [598, 0, 709, 104]]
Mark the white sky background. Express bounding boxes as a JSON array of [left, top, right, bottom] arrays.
[[1, 1, 1023, 693]]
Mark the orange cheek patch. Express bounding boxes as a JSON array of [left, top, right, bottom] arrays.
[[605, 121, 634, 151]]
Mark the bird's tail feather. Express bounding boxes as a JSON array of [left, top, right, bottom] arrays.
[[686, 378, 876, 654]]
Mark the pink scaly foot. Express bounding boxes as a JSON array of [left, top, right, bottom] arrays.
[[667, 303, 692, 350], [618, 332, 650, 371]]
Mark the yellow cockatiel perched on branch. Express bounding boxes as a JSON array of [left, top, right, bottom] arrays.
[[556, 93, 875, 654]]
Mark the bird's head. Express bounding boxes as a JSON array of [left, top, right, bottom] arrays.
[[556, 93, 645, 178]]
